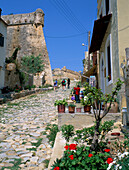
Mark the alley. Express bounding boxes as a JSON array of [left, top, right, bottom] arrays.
[[0, 81, 76, 169]]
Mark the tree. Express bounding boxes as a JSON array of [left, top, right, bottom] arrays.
[[83, 79, 123, 151], [20, 55, 44, 75]]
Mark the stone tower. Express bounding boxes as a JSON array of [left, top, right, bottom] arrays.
[[2, 9, 53, 86]]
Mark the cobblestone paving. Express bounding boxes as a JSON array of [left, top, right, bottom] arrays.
[[0, 81, 76, 170]]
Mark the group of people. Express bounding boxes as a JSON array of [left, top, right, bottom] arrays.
[[61, 78, 70, 90], [54, 78, 70, 91], [54, 78, 83, 103]]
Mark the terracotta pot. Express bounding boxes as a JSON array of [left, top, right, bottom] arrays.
[[107, 102, 118, 113], [111, 132, 120, 136], [68, 106, 75, 113], [58, 104, 65, 113], [76, 107, 82, 113], [84, 105, 91, 112]]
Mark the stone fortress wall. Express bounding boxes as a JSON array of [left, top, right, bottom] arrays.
[[2, 9, 53, 88], [52, 66, 81, 80]]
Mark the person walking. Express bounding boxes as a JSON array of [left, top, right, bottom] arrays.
[[54, 79, 58, 91], [74, 85, 80, 103], [65, 79, 67, 90], [62, 79, 66, 91], [67, 78, 70, 89]]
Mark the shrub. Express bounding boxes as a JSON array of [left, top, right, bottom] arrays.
[[61, 124, 74, 143], [45, 124, 59, 147]]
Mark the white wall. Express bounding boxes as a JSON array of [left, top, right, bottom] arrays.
[[0, 19, 7, 88]]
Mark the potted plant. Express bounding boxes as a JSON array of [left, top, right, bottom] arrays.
[[54, 99, 68, 113], [76, 103, 82, 113], [81, 94, 92, 113], [102, 95, 119, 113], [68, 103, 76, 113]]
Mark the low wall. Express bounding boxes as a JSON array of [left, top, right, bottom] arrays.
[[58, 112, 121, 130], [0, 87, 53, 103]]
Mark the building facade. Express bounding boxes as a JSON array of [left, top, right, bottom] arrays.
[[0, 11, 7, 89], [90, 0, 129, 109], [2, 9, 53, 88]]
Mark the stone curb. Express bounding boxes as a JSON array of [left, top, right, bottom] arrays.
[[0, 87, 53, 104], [48, 132, 66, 170]]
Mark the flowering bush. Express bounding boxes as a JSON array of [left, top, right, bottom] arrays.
[[51, 145, 113, 170], [81, 95, 92, 106], [107, 152, 129, 170], [73, 120, 114, 152]]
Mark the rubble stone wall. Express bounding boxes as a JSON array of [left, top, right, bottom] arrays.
[[53, 66, 81, 80]]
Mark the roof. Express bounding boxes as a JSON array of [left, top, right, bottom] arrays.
[[89, 14, 112, 54], [0, 18, 8, 26]]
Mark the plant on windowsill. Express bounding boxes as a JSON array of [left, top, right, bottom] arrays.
[[54, 99, 68, 113], [68, 103, 76, 113]]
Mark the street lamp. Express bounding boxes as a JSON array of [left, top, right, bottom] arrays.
[[82, 43, 88, 49]]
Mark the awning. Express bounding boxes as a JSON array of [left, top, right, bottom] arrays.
[[81, 65, 97, 82], [89, 14, 112, 54]]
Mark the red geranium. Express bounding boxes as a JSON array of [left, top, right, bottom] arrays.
[[108, 141, 111, 144], [69, 155, 74, 160], [106, 158, 113, 164], [54, 167, 60, 170], [104, 149, 110, 152], [64, 145, 69, 150], [88, 153, 93, 157], [69, 144, 77, 150]]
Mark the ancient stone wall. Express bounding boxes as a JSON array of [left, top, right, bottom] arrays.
[[2, 9, 53, 88], [53, 66, 81, 80]]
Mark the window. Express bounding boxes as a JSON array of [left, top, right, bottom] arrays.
[[106, 0, 109, 15], [0, 34, 4, 47], [107, 45, 111, 81], [105, 34, 112, 85]]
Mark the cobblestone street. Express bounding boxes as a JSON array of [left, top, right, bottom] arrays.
[[0, 81, 76, 169]]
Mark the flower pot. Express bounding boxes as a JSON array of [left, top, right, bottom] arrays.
[[111, 132, 120, 136], [84, 105, 91, 112], [107, 102, 118, 113], [68, 106, 75, 113], [76, 107, 82, 113], [58, 104, 65, 113]]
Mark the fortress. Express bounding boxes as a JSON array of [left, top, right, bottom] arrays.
[[2, 9, 53, 87]]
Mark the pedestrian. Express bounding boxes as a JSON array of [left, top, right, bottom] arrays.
[[74, 85, 80, 103], [54, 79, 58, 91], [67, 78, 70, 89], [62, 79, 66, 90], [65, 79, 67, 90], [71, 95, 75, 101]]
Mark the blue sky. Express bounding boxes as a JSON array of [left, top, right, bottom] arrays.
[[1, 0, 97, 72]]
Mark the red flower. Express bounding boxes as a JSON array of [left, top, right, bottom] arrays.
[[88, 153, 93, 157], [106, 158, 113, 164], [108, 141, 111, 144], [69, 155, 74, 160], [54, 167, 60, 170], [104, 149, 110, 152], [64, 145, 69, 150], [69, 144, 77, 150]]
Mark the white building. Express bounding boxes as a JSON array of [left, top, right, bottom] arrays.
[[0, 9, 7, 89]]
